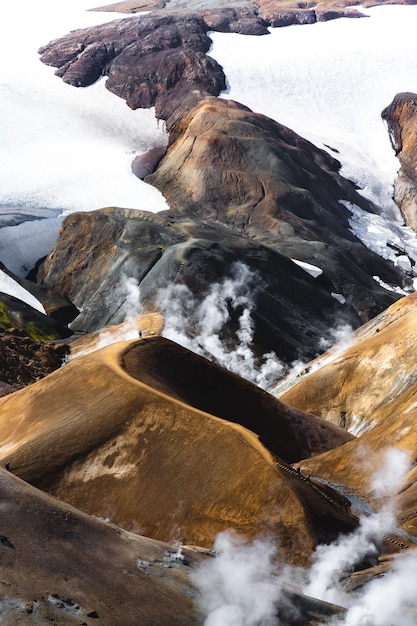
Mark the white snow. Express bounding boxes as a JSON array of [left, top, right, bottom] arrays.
[[345, 200, 417, 278], [3, 3, 417, 278], [331, 292, 346, 304], [0, 0, 168, 273], [0, 270, 45, 314], [209, 6, 417, 218], [291, 259, 323, 278], [0, 217, 64, 278]]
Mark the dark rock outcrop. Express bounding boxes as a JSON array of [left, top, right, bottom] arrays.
[[38, 207, 362, 364], [202, 6, 269, 34], [95, 0, 369, 26], [0, 292, 73, 341], [382, 92, 417, 230], [131, 144, 167, 179], [1, 262, 78, 326], [0, 330, 69, 388], [38, 13, 227, 123], [38, 5, 368, 125]]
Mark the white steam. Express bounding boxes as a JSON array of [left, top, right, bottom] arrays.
[[271, 322, 355, 397], [192, 531, 281, 626], [318, 323, 354, 353], [119, 275, 143, 321], [72, 274, 143, 357], [370, 447, 411, 500], [304, 448, 410, 607], [100, 274, 143, 343], [192, 449, 416, 626], [342, 549, 417, 626], [156, 262, 284, 390]]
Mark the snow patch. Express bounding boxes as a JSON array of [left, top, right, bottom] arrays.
[[0, 269, 45, 313], [291, 258, 323, 278]]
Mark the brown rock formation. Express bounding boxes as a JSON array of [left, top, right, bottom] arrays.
[[382, 92, 417, 230], [146, 97, 405, 316], [0, 337, 356, 566], [0, 329, 68, 389], [0, 467, 201, 625]]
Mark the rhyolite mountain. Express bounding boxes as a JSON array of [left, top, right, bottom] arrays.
[[277, 290, 417, 537], [3, 0, 417, 623], [0, 337, 356, 566]]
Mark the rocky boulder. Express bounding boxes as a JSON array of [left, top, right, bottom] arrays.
[[382, 92, 417, 231]]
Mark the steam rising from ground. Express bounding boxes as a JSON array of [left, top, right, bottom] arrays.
[[192, 448, 417, 626], [304, 448, 411, 609], [191, 532, 281, 626], [156, 262, 284, 389], [342, 550, 417, 626]]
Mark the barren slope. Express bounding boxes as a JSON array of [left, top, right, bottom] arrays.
[[0, 468, 201, 625], [279, 291, 417, 436], [0, 336, 356, 566]]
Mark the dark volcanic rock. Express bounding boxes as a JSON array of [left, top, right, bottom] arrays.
[[382, 92, 417, 231], [38, 207, 361, 364], [38, 204, 388, 367], [202, 6, 269, 34], [96, 0, 369, 24], [0, 292, 73, 341], [316, 7, 366, 20], [37, 4, 369, 124], [38, 13, 226, 121], [0, 330, 69, 388], [261, 8, 317, 27], [1, 262, 78, 326], [131, 144, 167, 178]]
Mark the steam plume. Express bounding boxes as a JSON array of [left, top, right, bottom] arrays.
[[156, 262, 284, 389], [192, 449, 415, 626], [191, 531, 281, 626]]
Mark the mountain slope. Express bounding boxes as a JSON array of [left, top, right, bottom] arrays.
[[0, 337, 356, 566]]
